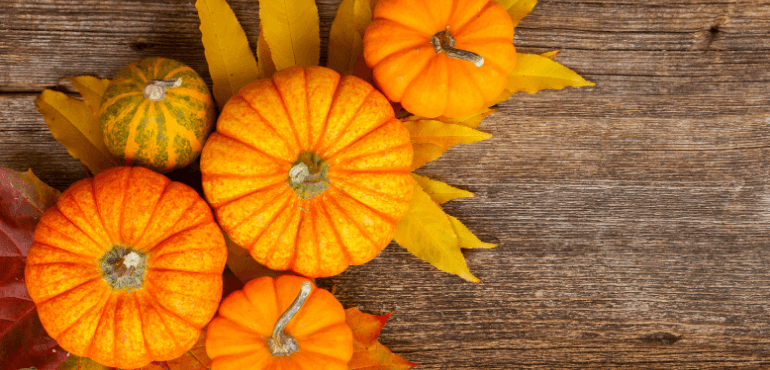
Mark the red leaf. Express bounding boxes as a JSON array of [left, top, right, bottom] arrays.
[[345, 308, 418, 370], [0, 168, 66, 370]]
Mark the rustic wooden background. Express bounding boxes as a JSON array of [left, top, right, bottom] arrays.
[[3, 0, 770, 368]]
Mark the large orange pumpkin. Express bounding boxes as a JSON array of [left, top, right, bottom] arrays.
[[206, 275, 353, 369], [24, 166, 227, 369], [200, 66, 413, 278], [363, 0, 517, 118]]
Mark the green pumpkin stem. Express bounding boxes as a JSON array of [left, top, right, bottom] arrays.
[[432, 27, 484, 67], [267, 281, 312, 357], [143, 78, 183, 101]]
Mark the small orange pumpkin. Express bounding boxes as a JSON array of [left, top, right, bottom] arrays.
[[206, 275, 353, 370], [24, 166, 227, 369], [200, 66, 413, 278], [363, 0, 517, 118]]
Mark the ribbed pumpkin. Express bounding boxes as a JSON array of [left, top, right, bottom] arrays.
[[363, 0, 517, 118], [24, 166, 227, 369], [206, 275, 353, 369], [99, 57, 216, 173], [200, 66, 413, 278]]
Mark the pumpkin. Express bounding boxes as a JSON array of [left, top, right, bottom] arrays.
[[200, 66, 413, 278], [99, 57, 216, 173], [363, 0, 517, 118], [206, 275, 353, 370], [24, 166, 227, 369]]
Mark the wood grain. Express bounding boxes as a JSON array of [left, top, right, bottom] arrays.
[[3, 0, 770, 368]]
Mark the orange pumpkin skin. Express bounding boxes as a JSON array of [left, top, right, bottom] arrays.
[[206, 275, 353, 370], [363, 0, 517, 118], [200, 66, 413, 278], [24, 166, 227, 369]]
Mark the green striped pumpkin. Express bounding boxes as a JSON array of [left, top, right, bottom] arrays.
[[99, 57, 215, 173]]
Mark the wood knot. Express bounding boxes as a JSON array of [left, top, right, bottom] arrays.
[[641, 332, 681, 345]]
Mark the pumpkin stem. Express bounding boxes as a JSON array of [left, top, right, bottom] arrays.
[[100, 246, 147, 291], [268, 281, 312, 357], [288, 153, 330, 200], [431, 27, 484, 67], [143, 78, 183, 101]]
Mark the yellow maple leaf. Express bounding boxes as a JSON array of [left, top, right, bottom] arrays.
[[64, 76, 110, 116], [394, 182, 479, 282], [35, 90, 118, 175], [259, 0, 321, 70], [447, 215, 497, 249], [404, 119, 493, 170], [257, 24, 277, 79], [487, 53, 595, 106], [492, 0, 538, 27], [406, 108, 497, 130], [412, 173, 473, 205], [328, 0, 373, 75], [345, 308, 417, 370], [196, 0, 260, 109]]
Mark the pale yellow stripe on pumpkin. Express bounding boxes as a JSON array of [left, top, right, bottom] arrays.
[[305, 66, 340, 151], [314, 76, 373, 154], [214, 101, 296, 162], [317, 87, 393, 159], [144, 270, 222, 328], [322, 192, 379, 265], [134, 291, 182, 361], [219, 185, 293, 252], [313, 200, 351, 275], [54, 291, 110, 357], [238, 79, 301, 153], [114, 294, 151, 368], [86, 293, 119, 367], [272, 67, 312, 151], [128, 63, 150, 84], [293, 199, 321, 277], [257, 199, 302, 270], [326, 187, 396, 262], [157, 102, 200, 167], [99, 90, 142, 113], [31, 210, 103, 257], [34, 278, 108, 338], [56, 179, 113, 247], [121, 99, 151, 165]]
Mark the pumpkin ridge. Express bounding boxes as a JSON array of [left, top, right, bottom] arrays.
[[33, 273, 101, 305], [315, 200, 354, 266], [329, 142, 413, 165], [83, 293, 116, 366], [138, 292, 181, 355], [129, 293, 154, 361], [142, 289, 195, 345], [453, 42, 509, 75], [51, 203, 108, 254], [217, 126, 293, 164], [100, 90, 142, 110], [101, 96, 144, 160], [238, 84, 301, 153], [315, 79, 375, 154], [132, 185, 199, 249], [157, 104, 197, 166], [308, 77, 340, 154], [328, 179, 407, 218], [318, 93, 393, 159], [128, 63, 150, 84], [28, 241, 97, 262], [216, 184, 291, 232], [272, 68, 311, 151], [374, 47, 434, 102], [262, 203, 301, 270], [57, 290, 110, 355], [372, 14, 433, 38], [451, 0, 499, 37], [124, 178, 170, 247], [459, 61, 486, 100], [146, 219, 215, 253], [324, 191, 380, 248]]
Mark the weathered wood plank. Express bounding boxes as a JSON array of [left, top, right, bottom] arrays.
[[3, 0, 770, 368]]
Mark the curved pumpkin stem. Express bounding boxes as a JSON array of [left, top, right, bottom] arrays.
[[268, 281, 312, 356], [432, 27, 484, 67], [143, 78, 182, 101]]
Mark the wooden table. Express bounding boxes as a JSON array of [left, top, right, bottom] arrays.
[[3, 0, 770, 368]]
